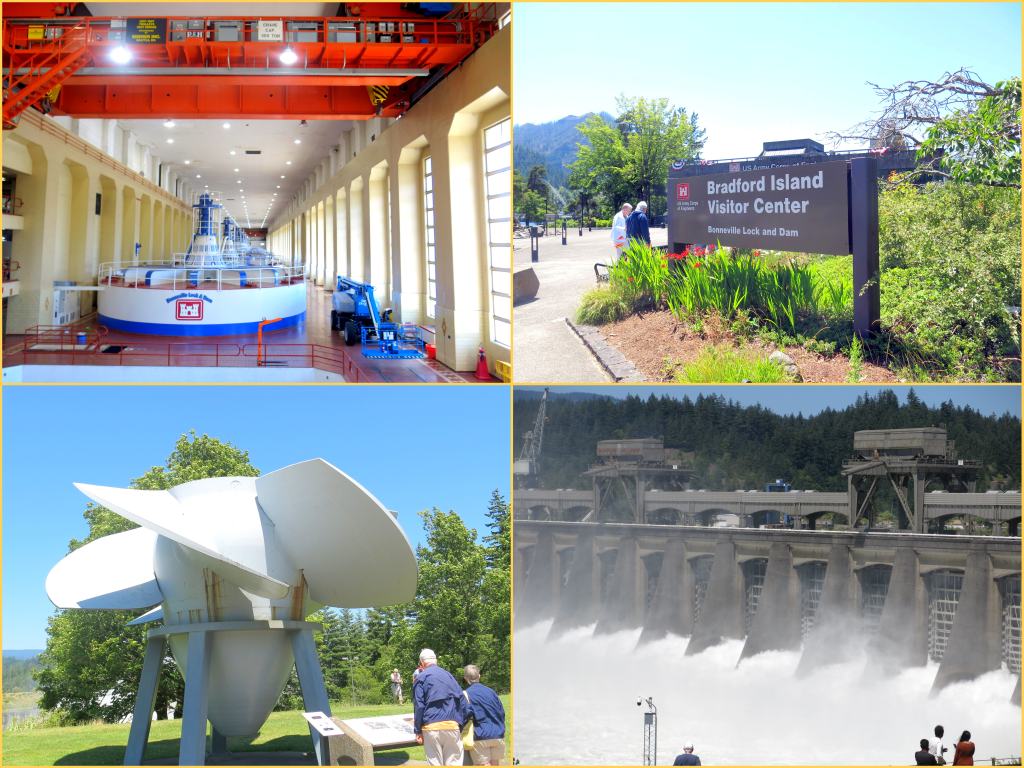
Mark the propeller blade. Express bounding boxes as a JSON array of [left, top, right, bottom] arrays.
[[127, 605, 164, 626], [46, 528, 162, 609], [256, 459, 417, 607], [73, 482, 290, 600]]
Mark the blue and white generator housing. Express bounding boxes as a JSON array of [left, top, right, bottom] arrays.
[[96, 193, 306, 336]]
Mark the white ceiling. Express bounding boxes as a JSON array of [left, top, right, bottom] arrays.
[[122, 117, 350, 231], [85, 3, 342, 18]]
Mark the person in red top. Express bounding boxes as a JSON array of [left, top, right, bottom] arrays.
[[953, 731, 975, 765]]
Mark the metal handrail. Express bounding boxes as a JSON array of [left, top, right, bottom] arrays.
[[16, 340, 361, 380], [3, 15, 491, 51], [97, 260, 305, 291]]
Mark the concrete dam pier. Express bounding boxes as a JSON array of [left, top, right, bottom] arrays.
[[514, 520, 1021, 697]]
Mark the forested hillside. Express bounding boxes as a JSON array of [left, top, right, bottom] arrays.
[[3, 657, 40, 692], [513, 390, 1020, 492], [513, 112, 613, 188]]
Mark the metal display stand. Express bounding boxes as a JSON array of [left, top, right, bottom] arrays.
[[124, 620, 330, 767]]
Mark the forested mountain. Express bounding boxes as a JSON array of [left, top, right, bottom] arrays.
[[513, 390, 1020, 493], [513, 112, 614, 188], [3, 656, 40, 692]]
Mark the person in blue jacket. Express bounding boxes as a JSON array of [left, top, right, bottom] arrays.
[[625, 200, 651, 246], [412, 648, 470, 765], [462, 664, 506, 765]]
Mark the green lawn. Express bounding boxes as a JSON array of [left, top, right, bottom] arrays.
[[3, 697, 511, 766]]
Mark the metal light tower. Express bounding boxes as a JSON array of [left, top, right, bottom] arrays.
[[640, 696, 657, 766]]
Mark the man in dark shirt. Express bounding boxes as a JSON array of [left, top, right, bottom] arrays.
[[674, 742, 701, 765], [626, 201, 651, 246], [917, 738, 939, 765], [412, 649, 470, 765], [462, 664, 506, 765]]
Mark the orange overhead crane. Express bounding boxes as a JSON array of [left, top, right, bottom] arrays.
[[2, 5, 502, 127]]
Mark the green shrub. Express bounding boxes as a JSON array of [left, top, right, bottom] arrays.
[[575, 285, 633, 325], [670, 345, 790, 383], [877, 181, 1021, 378]]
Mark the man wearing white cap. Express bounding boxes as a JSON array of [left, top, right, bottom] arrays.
[[412, 649, 470, 765], [673, 742, 701, 765]]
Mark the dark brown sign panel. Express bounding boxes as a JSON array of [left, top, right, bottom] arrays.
[[126, 18, 167, 44], [669, 160, 851, 254]]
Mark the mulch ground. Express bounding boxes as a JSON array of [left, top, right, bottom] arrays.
[[600, 310, 901, 383]]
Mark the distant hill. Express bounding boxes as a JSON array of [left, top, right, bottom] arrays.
[[3, 654, 41, 692], [513, 389, 1021, 495], [514, 112, 615, 189], [3, 649, 42, 660]]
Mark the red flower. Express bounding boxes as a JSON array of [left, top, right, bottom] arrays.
[[753, 249, 761, 257], [692, 262, 701, 269], [627, 277, 634, 282], [707, 244, 716, 252]]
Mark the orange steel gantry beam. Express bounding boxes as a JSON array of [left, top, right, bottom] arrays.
[[2, 10, 500, 126]]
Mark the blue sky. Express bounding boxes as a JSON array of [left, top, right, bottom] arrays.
[[517, 385, 1021, 418], [1, 385, 510, 649], [513, 3, 1022, 159]]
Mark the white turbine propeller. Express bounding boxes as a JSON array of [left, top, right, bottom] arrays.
[[46, 458, 417, 741]]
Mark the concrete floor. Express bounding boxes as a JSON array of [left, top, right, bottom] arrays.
[[3, 284, 493, 383], [512, 227, 667, 382]]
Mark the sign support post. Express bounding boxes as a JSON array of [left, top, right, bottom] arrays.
[[850, 157, 880, 337]]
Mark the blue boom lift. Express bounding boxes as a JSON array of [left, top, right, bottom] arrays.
[[331, 277, 425, 359]]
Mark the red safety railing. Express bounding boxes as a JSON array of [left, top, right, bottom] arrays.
[[12, 335, 373, 381]]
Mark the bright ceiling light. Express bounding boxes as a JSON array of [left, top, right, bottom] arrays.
[[163, 119, 176, 129], [276, 185, 281, 189], [279, 47, 298, 65], [222, 122, 231, 130], [280, 175, 286, 179], [230, 150, 237, 156], [293, 139, 301, 145], [109, 45, 132, 64], [285, 160, 292, 166], [237, 179, 242, 184], [196, 174, 201, 178], [184, 160, 191, 165], [165, 138, 174, 144]]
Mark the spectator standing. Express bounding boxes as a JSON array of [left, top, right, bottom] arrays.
[[611, 203, 633, 262], [626, 201, 651, 246], [462, 664, 506, 765], [673, 742, 701, 766], [412, 649, 470, 766], [953, 731, 975, 766], [917, 738, 939, 765]]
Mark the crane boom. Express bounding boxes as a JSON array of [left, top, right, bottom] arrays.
[[514, 388, 548, 485]]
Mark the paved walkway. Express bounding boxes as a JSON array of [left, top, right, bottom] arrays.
[[512, 227, 667, 382]]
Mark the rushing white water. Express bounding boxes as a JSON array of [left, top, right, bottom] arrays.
[[514, 620, 1021, 765]]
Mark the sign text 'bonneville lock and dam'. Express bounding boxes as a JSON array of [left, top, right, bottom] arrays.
[[671, 160, 850, 254]]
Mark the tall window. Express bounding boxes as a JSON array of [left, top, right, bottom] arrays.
[[483, 118, 511, 347], [424, 155, 436, 318]]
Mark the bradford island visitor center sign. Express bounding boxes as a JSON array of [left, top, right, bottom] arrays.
[[672, 161, 850, 254], [668, 140, 887, 336]]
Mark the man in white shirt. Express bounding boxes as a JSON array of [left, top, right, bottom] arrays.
[[611, 202, 632, 262], [929, 724, 948, 763]]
